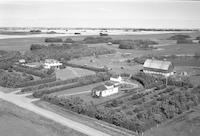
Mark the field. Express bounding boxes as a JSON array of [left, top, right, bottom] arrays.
[[0, 99, 85, 136], [56, 67, 95, 80], [69, 52, 143, 74]]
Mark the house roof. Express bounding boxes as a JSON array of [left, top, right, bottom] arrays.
[[143, 59, 173, 73], [92, 85, 107, 91], [104, 81, 115, 86]]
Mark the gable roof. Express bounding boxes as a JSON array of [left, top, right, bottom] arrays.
[[92, 85, 107, 91], [143, 59, 173, 73]]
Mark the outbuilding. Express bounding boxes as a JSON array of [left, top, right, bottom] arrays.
[[143, 59, 174, 77]]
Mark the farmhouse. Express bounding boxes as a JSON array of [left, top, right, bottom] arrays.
[[110, 76, 122, 82], [91, 81, 119, 98], [143, 59, 174, 77], [44, 59, 62, 69], [19, 59, 26, 64]]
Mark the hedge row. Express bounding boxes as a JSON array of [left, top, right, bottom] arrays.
[[16, 76, 56, 88], [13, 65, 48, 78], [33, 72, 111, 98], [21, 77, 79, 92], [64, 62, 107, 72]]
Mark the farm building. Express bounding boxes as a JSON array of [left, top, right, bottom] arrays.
[[91, 81, 119, 98], [44, 59, 62, 69], [143, 59, 174, 77]]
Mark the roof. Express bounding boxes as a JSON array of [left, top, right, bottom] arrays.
[[104, 81, 115, 86], [45, 59, 59, 63], [92, 85, 107, 91], [143, 59, 174, 73]]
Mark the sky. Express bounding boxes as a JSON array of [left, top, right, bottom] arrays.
[[0, 0, 200, 28]]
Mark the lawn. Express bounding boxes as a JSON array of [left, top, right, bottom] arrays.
[[52, 82, 104, 96], [55, 67, 96, 80], [0, 99, 85, 136]]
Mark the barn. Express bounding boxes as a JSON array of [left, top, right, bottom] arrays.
[[143, 59, 174, 77], [91, 81, 119, 98]]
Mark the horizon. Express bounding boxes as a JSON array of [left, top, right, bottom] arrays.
[[0, 0, 200, 29]]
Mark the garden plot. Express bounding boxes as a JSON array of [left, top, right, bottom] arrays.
[[56, 67, 95, 80]]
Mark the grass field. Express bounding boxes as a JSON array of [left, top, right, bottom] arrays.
[[56, 67, 95, 80], [51, 82, 104, 96], [0, 99, 85, 136]]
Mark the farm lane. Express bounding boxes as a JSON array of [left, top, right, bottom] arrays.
[[0, 90, 111, 136]]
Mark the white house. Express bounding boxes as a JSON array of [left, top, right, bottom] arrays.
[[143, 59, 174, 77], [91, 81, 119, 98], [110, 76, 122, 82], [44, 59, 62, 69], [19, 59, 26, 64]]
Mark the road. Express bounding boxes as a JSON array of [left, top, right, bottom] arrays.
[[0, 90, 111, 136]]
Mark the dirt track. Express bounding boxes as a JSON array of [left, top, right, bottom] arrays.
[[0, 91, 110, 136]]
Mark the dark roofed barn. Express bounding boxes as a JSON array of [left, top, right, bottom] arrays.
[[143, 59, 174, 77]]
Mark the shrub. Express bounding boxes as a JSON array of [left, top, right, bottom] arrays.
[[30, 30, 41, 33], [168, 34, 190, 40], [63, 62, 108, 72], [33, 72, 111, 97], [177, 39, 193, 44], [64, 38, 75, 43], [13, 65, 48, 78], [0, 61, 13, 70], [45, 38, 63, 43], [119, 40, 157, 50], [16, 76, 56, 88], [21, 77, 79, 92], [0, 70, 26, 88], [83, 36, 112, 44], [30, 44, 45, 50]]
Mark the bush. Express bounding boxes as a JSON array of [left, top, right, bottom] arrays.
[[64, 38, 75, 43], [63, 62, 108, 72], [16, 76, 56, 88], [83, 36, 112, 44], [177, 39, 193, 44], [13, 65, 48, 78], [0, 61, 13, 70], [0, 70, 26, 88], [33, 72, 111, 97], [119, 40, 157, 49], [45, 38, 63, 43], [30, 44, 45, 50], [21, 77, 79, 92], [30, 30, 41, 33], [168, 34, 190, 40]]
